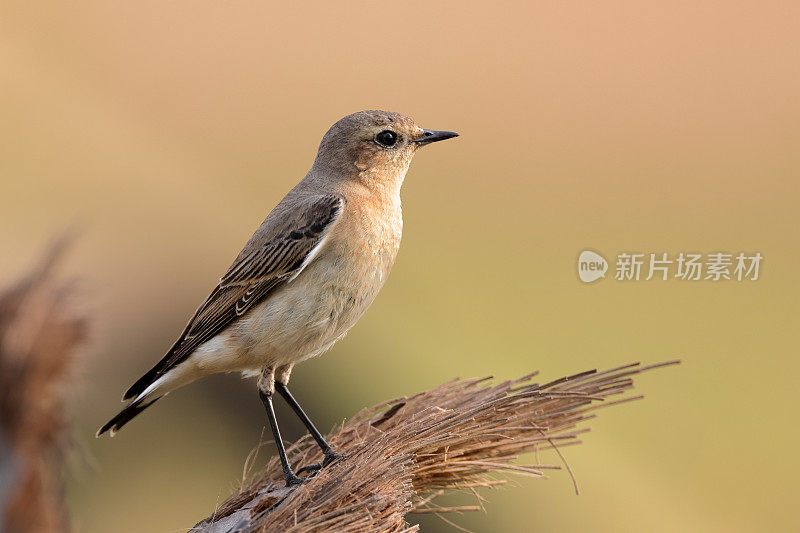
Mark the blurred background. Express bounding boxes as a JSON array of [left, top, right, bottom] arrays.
[[2, 1, 798, 531]]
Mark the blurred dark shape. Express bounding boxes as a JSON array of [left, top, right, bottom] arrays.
[[193, 361, 678, 533], [0, 236, 86, 533]]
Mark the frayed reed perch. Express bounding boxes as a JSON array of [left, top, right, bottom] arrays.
[[193, 360, 677, 533], [0, 236, 86, 533]]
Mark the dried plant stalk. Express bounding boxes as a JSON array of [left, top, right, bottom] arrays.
[[0, 237, 86, 533], [193, 360, 677, 533]]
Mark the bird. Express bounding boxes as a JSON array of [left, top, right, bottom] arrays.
[[97, 110, 458, 486]]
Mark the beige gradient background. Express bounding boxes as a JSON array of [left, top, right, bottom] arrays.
[[2, 2, 798, 532]]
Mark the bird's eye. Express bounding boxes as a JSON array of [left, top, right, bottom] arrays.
[[375, 130, 398, 147]]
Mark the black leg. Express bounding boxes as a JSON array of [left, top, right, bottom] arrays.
[[275, 382, 341, 467], [259, 389, 303, 487]]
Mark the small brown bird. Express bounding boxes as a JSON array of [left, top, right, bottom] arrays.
[[97, 110, 458, 485]]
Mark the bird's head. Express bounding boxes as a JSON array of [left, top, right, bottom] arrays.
[[312, 110, 458, 193]]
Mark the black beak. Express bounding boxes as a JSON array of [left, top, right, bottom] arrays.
[[414, 129, 459, 146]]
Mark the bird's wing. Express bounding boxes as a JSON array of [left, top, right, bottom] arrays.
[[123, 193, 344, 400]]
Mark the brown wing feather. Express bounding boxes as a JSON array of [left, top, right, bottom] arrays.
[[123, 193, 344, 400]]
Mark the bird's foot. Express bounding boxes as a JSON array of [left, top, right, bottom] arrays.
[[294, 463, 321, 477], [295, 451, 345, 477], [322, 450, 345, 467], [284, 472, 305, 487]]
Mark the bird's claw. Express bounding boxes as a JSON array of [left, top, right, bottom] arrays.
[[322, 450, 344, 467], [294, 451, 345, 477], [295, 463, 323, 476], [284, 473, 305, 487]]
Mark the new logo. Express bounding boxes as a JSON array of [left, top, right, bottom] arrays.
[[578, 250, 608, 283]]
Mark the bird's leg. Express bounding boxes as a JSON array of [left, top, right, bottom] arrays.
[[275, 381, 342, 475], [258, 368, 303, 487]]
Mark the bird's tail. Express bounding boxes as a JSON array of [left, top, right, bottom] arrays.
[[96, 396, 161, 437]]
